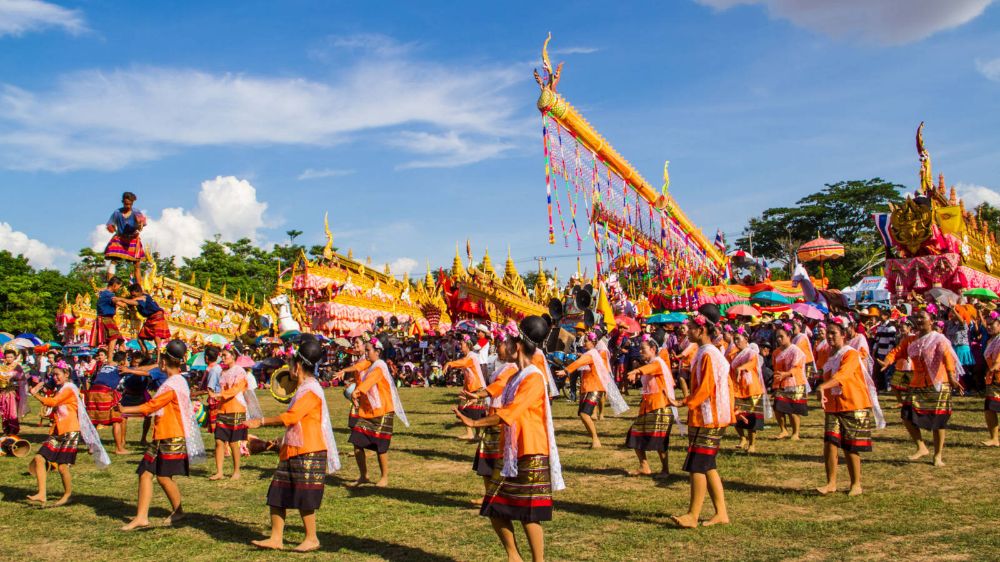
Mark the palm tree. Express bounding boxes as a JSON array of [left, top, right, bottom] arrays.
[[286, 229, 303, 246]]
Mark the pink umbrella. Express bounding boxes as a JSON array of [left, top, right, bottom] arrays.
[[235, 355, 255, 368], [790, 302, 825, 321], [726, 304, 760, 318]]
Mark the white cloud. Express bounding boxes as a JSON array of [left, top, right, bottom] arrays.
[[552, 46, 600, 55], [976, 57, 1000, 82], [956, 182, 1000, 207], [391, 131, 515, 169], [297, 168, 355, 181], [389, 257, 418, 275], [694, 0, 994, 45], [0, 221, 68, 269], [0, 35, 525, 171], [89, 176, 269, 263], [0, 0, 86, 37]]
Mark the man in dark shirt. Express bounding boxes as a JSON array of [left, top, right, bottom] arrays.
[[85, 351, 128, 454], [90, 277, 126, 354], [122, 283, 172, 355]]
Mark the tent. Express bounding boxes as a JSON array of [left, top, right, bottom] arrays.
[[842, 276, 890, 307]]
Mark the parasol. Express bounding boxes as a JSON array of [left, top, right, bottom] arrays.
[[925, 287, 960, 307], [333, 337, 351, 348], [727, 249, 756, 269], [647, 312, 689, 324], [751, 291, 793, 305], [187, 351, 206, 369], [614, 315, 641, 334], [279, 330, 301, 342], [12, 337, 36, 349], [205, 334, 229, 346], [963, 288, 998, 301], [235, 355, 256, 368], [725, 304, 759, 318], [790, 302, 825, 321], [46, 341, 63, 349], [797, 235, 844, 280], [124, 339, 143, 351], [16, 333, 42, 346]]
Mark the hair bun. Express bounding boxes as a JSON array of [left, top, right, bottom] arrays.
[[697, 303, 721, 325], [519, 315, 550, 346], [164, 339, 187, 361]]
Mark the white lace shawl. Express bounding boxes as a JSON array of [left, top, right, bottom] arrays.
[[219, 365, 263, 421], [360, 360, 409, 427], [283, 377, 340, 473], [728, 344, 772, 420], [775, 343, 811, 392], [908, 331, 964, 391], [651, 356, 687, 435], [824, 346, 885, 429], [533, 348, 559, 398], [498, 365, 564, 491], [583, 348, 629, 415], [691, 344, 732, 426], [149, 374, 206, 464]]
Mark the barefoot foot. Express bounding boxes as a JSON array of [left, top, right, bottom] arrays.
[[164, 508, 185, 526], [26, 493, 45, 503], [932, 456, 945, 467], [847, 486, 863, 497], [292, 539, 320, 553], [374, 478, 389, 488], [815, 484, 837, 496], [347, 478, 372, 488], [590, 442, 603, 449], [703, 514, 730, 526], [208, 473, 224, 481], [251, 538, 284, 550], [230, 472, 241, 481], [908, 448, 929, 461], [670, 513, 699, 529], [626, 469, 652, 477], [979, 440, 999, 447], [121, 518, 150, 531], [51, 495, 71, 507]]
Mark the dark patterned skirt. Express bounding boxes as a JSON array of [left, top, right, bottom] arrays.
[[40, 431, 80, 465], [824, 409, 874, 454], [349, 413, 394, 454], [266, 451, 327, 511], [891, 369, 912, 393], [137, 437, 189, 477], [985, 385, 1000, 413], [105, 233, 145, 261], [734, 395, 765, 431], [137, 310, 171, 340], [903, 385, 951, 430], [578, 391, 605, 417], [85, 384, 123, 425], [625, 407, 673, 451], [774, 385, 809, 416], [480, 454, 552, 523], [473, 425, 502, 476], [215, 412, 248, 443], [459, 398, 488, 421], [682, 426, 725, 474]]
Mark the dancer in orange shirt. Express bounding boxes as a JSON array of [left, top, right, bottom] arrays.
[[207, 346, 262, 481], [772, 325, 809, 440], [561, 332, 630, 448], [349, 336, 409, 487], [728, 330, 771, 453], [446, 335, 488, 440], [247, 338, 339, 553], [333, 336, 370, 429], [455, 315, 564, 562], [625, 337, 684, 477], [671, 304, 734, 529], [816, 322, 884, 496], [884, 322, 915, 407], [120, 340, 206, 531], [27, 362, 110, 506]]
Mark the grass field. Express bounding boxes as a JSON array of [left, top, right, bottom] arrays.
[[0, 387, 998, 561]]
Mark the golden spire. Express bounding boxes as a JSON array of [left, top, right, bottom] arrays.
[[425, 261, 435, 290], [347, 248, 354, 261], [322, 212, 334, 261], [504, 247, 518, 279], [383, 263, 391, 275], [481, 247, 496, 277], [452, 243, 464, 276]]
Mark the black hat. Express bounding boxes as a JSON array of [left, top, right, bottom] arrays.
[[519, 315, 550, 346], [163, 339, 187, 362], [697, 303, 721, 325]]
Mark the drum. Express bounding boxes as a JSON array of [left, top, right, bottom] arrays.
[[269, 366, 297, 403], [0, 436, 30, 458], [343, 382, 356, 401], [192, 400, 207, 427]]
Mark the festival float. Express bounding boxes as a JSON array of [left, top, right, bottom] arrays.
[[57, 257, 259, 345], [440, 245, 547, 323], [279, 215, 449, 335], [884, 123, 1000, 295]]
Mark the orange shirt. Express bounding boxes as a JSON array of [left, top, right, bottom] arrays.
[[356, 362, 395, 418], [565, 351, 604, 393], [38, 386, 80, 435], [724, 344, 739, 364], [677, 343, 697, 371], [216, 371, 248, 414], [635, 361, 669, 414], [773, 346, 807, 389], [344, 359, 372, 383], [897, 334, 957, 389], [484, 364, 519, 400], [793, 334, 815, 365], [814, 341, 831, 371], [822, 348, 873, 412], [531, 349, 554, 392], [496, 370, 549, 457], [883, 335, 917, 372], [446, 354, 484, 393], [729, 353, 763, 398], [138, 387, 185, 440], [278, 391, 326, 460], [685, 350, 735, 429]]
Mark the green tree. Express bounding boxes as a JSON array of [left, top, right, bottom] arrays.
[[0, 251, 83, 340], [286, 229, 303, 245], [736, 179, 905, 287], [178, 238, 277, 304]]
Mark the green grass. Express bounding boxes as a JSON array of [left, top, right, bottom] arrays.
[[1, 388, 998, 561]]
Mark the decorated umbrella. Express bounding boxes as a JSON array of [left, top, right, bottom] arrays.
[[187, 351, 206, 369], [725, 304, 759, 318], [15, 333, 43, 346], [647, 312, 689, 324], [205, 334, 228, 346], [235, 355, 255, 368], [614, 315, 641, 334], [751, 291, 793, 305], [797, 235, 845, 280], [0, 332, 13, 342], [12, 337, 36, 349], [926, 287, 960, 307], [790, 302, 825, 321], [727, 249, 756, 269], [963, 288, 998, 301]]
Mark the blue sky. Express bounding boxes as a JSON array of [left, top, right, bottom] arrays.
[[1, 0, 998, 278]]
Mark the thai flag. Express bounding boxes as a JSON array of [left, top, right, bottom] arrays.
[[873, 213, 893, 249], [714, 229, 726, 252]]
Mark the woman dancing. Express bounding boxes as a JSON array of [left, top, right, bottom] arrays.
[[247, 338, 339, 552], [560, 332, 629, 448], [772, 325, 809, 440], [446, 335, 488, 440], [729, 330, 771, 453], [103, 191, 146, 282], [454, 315, 564, 562], [348, 336, 409, 487], [624, 336, 685, 477], [207, 346, 262, 480]]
